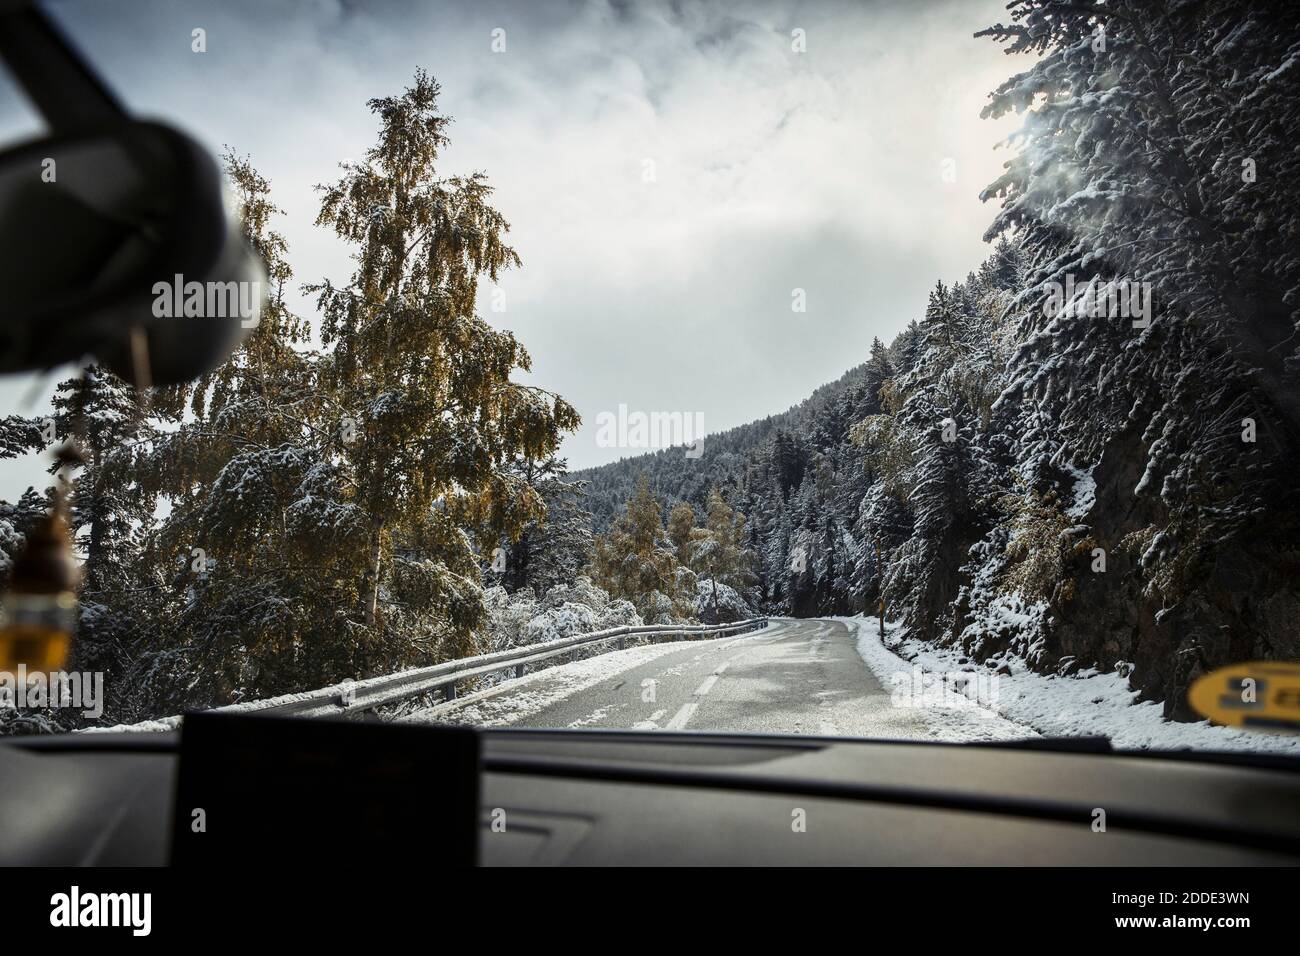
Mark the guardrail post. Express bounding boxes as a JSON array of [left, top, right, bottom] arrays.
[[444, 682, 456, 701], [617, 636, 626, 650], [515, 663, 526, 679]]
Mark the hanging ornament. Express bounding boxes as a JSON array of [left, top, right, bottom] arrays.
[[0, 445, 83, 675]]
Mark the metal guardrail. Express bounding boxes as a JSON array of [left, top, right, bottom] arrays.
[[219, 617, 769, 721]]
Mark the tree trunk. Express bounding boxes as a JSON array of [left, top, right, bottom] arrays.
[[363, 521, 382, 627], [84, 421, 105, 592], [85, 495, 104, 593]]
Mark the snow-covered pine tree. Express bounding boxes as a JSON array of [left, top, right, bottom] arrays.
[[687, 487, 758, 622], [0, 487, 49, 590], [0, 415, 46, 587], [864, 337, 893, 407], [49, 367, 154, 595], [666, 500, 696, 567], [976, 0, 1300, 711], [132, 151, 338, 708], [494, 454, 593, 595], [37, 366, 160, 723], [590, 474, 695, 623], [310, 70, 579, 665]]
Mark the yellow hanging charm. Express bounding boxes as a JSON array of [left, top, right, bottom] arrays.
[[0, 467, 80, 675]]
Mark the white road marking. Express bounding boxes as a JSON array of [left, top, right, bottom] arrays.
[[694, 675, 719, 696], [664, 655, 737, 730], [630, 707, 668, 730], [665, 702, 698, 730]]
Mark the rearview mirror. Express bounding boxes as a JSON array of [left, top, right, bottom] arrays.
[[0, 120, 265, 386]]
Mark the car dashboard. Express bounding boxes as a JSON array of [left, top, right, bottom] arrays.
[[3, 727, 1298, 866]]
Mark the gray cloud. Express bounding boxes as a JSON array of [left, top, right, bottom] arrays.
[[0, 0, 1022, 495]]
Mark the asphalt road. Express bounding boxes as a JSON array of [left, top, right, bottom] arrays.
[[410, 617, 943, 739]]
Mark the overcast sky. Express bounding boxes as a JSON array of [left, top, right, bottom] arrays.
[[0, 0, 1024, 498]]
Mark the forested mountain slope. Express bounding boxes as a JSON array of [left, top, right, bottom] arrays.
[[579, 0, 1300, 717], [577, 357, 873, 534]]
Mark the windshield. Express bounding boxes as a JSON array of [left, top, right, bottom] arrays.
[[1, 0, 1297, 758]]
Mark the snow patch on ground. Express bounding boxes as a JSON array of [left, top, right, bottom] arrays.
[[81, 715, 183, 734], [843, 616, 1300, 754], [567, 705, 617, 729], [836, 617, 1037, 742]]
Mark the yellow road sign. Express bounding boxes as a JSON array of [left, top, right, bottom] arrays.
[[1187, 661, 1300, 733]]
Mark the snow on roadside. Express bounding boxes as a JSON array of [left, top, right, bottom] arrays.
[[400, 638, 713, 728], [841, 616, 1300, 755], [82, 715, 183, 734], [836, 617, 1038, 742]]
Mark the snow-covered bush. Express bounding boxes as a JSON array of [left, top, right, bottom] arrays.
[[638, 589, 683, 626], [483, 576, 642, 652], [520, 601, 598, 645], [694, 578, 755, 623], [483, 585, 538, 652]]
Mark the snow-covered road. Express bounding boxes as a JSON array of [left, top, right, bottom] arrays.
[[404, 617, 1034, 741], [405, 615, 1300, 753]]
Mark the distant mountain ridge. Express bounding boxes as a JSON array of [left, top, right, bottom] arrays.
[[575, 356, 873, 532]]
